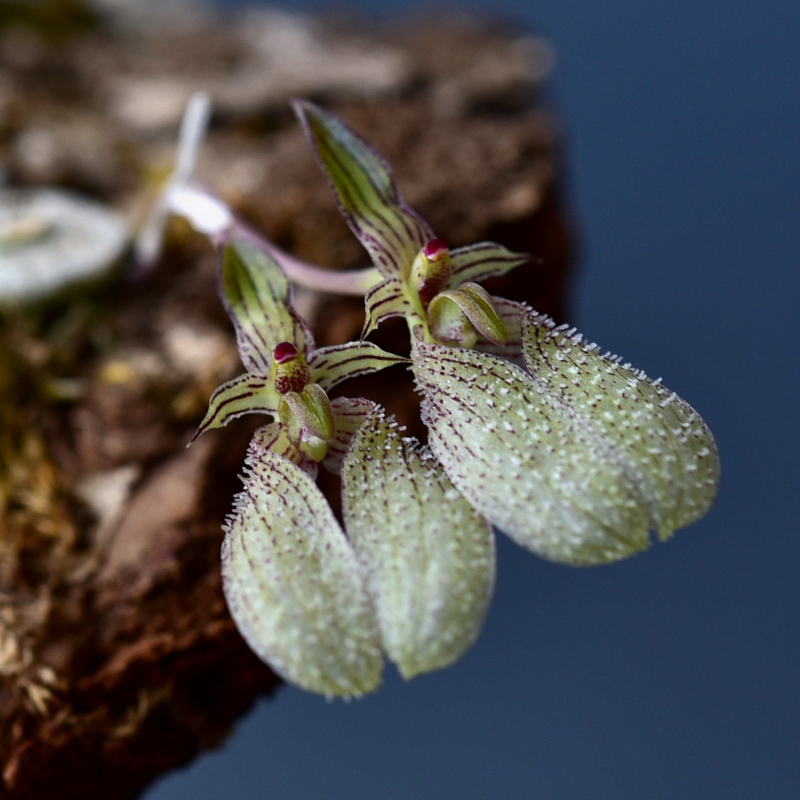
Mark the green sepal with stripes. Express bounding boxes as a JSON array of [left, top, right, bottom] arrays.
[[292, 100, 433, 280], [309, 341, 408, 392], [220, 238, 314, 372], [191, 372, 280, 442], [446, 242, 530, 289]]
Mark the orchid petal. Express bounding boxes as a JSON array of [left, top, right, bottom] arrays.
[[192, 373, 279, 441], [250, 422, 318, 479], [220, 239, 313, 373], [521, 312, 720, 538], [323, 397, 378, 475], [309, 341, 408, 392], [221, 449, 383, 697], [342, 408, 495, 678], [447, 242, 529, 289], [428, 282, 507, 347], [293, 100, 433, 278], [361, 277, 414, 339], [413, 343, 650, 566]]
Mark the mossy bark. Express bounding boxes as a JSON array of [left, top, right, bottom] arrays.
[[0, 6, 574, 798]]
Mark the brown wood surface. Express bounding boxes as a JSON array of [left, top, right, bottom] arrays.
[[0, 4, 574, 797]]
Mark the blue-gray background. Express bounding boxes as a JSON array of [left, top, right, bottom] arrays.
[[146, 1, 800, 797]]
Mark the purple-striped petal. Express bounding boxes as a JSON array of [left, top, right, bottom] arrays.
[[308, 341, 408, 392], [447, 242, 529, 289], [192, 372, 279, 441], [361, 277, 413, 339]]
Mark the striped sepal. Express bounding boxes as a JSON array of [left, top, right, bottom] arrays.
[[293, 100, 433, 279], [413, 342, 650, 566], [447, 242, 529, 289], [342, 407, 495, 679], [222, 449, 383, 697], [309, 341, 408, 392], [361, 277, 413, 339], [192, 372, 279, 441], [220, 239, 313, 374], [521, 311, 720, 539]]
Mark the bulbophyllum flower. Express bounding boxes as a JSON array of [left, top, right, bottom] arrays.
[[137, 93, 719, 698], [191, 236, 405, 476], [292, 100, 528, 348], [197, 237, 495, 696], [295, 100, 720, 567], [138, 96, 499, 697]]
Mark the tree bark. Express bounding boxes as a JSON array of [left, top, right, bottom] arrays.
[[0, 5, 574, 798]]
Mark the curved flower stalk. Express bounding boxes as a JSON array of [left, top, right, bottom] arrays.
[[134, 92, 381, 296], [295, 100, 720, 566]]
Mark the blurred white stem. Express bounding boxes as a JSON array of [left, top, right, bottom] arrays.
[[134, 91, 380, 297]]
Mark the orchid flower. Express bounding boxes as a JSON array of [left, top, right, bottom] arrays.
[[134, 94, 719, 697], [294, 101, 720, 566], [195, 237, 495, 695], [190, 236, 405, 476], [293, 100, 528, 348]]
